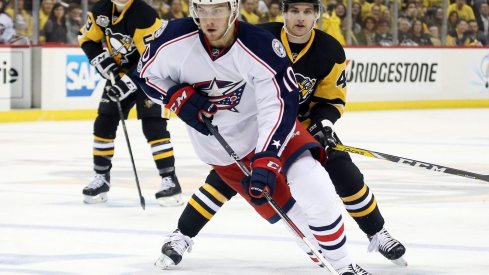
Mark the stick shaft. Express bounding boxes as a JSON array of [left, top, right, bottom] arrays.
[[109, 73, 146, 210], [203, 118, 337, 274], [334, 144, 489, 183]]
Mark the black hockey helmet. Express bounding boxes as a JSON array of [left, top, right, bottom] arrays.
[[282, 0, 321, 12]]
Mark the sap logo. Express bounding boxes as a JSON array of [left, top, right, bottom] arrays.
[[66, 55, 102, 97]]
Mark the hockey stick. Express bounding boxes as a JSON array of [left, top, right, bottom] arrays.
[[202, 117, 337, 274], [333, 144, 489, 183], [108, 73, 146, 210]]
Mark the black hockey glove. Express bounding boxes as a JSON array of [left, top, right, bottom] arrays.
[[91, 51, 120, 80], [106, 74, 137, 101], [164, 83, 217, 136], [308, 119, 337, 149], [240, 152, 281, 205]]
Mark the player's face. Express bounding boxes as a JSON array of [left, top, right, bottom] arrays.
[[283, 3, 318, 38], [196, 3, 233, 43]]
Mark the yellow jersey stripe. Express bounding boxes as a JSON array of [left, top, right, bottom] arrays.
[[188, 198, 213, 220]]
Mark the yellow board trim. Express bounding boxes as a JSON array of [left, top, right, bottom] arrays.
[[349, 199, 377, 218], [188, 198, 213, 220], [202, 183, 227, 204], [342, 184, 367, 203], [93, 149, 115, 156], [148, 138, 171, 145], [154, 150, 173, 160], [1, 100, 489, 123]]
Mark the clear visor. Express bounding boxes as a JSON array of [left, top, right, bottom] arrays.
[[193, 3, 231, 19]]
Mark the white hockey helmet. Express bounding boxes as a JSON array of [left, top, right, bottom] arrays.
[[190, 0, 239, 30]]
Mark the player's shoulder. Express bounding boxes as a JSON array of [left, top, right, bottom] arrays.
[[125, 0, 159, 28], [256, 22, 283, 38], [313, 29, 345, 62], [237, 22, 289, 69], [90, 0, 111, 16], [156, 17, 198, 43]]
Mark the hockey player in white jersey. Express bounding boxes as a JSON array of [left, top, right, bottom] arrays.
[[136, 0, 370, 273]]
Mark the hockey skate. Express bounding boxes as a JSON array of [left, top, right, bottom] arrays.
[[368, 227, 407, 266], [155, 230, 193, 270], [83, 173, 110, 204], [155, 174, 184, 207], [337, 264, 371, 275]]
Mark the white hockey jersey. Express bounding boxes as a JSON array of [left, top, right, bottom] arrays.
[[137, 18, 300, 166]]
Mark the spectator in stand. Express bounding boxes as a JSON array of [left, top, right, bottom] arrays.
[[358, 0, 372, 20], [370, 4, 382, 20], [477, 3, 489, 39], [351, 2, 363, 33], [334, 2, 347, 22], [161, 0, 188, 21], [428, 25, 441, 45], [427, 6, 443, 34], [411, 18, 433, 45], [5, 0, 33, 39], [44, 2, 67, 43], [240, 0, 260, 24], [380, 8, 392, 30], [448, 10, 459, 34], [39, 0, 55, 42], [375, 19, 394, 46], [267, 1, 283, 22], [448, 0, 475, 21], [150, 0, 170, 18], [356, 15, 377, 45], [0, 1, 29, 45], [447, 19, 480, 46], [321, 7, 346, 45], [398, 16, 415, 45], [65, 3, 82, 45], [468, 19, 488, 45]]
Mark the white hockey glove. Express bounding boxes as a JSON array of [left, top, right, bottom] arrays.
[[307, 119, 338, 149], [106, 74, 137, 102], [90, 51, 120, 80]]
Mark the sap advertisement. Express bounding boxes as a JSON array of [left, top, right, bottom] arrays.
[[36, 47, 489, 110], [40, 48, 104, 110], [66, 54, 103, 97]]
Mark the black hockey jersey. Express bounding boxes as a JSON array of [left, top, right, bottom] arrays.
[[78, 0, 163, 72], [258, 22, 347, 127]]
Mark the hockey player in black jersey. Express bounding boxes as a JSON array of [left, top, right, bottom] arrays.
[[78, 0, 182, 206], [157, 0, 405, 272]]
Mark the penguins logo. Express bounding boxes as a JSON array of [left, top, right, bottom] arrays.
[[105, 28, 136, 64], [295, 73, 316, 103]]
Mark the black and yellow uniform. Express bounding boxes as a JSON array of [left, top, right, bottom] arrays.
[[79, 0, 177, 184], [262, 22, 384, 236], [177, 23, 384, 239]]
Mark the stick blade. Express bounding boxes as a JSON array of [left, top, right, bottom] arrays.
[[140, 196, 146, 210]]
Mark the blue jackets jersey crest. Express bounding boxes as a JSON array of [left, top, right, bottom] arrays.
[[137, 18, 300, 166]]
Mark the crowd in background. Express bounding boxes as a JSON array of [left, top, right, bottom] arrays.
[[0, 0, 488, 46]]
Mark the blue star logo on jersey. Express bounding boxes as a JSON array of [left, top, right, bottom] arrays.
[[195, 78, 246, 112]]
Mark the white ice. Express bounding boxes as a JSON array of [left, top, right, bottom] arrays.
[[1, 108, 488, 275]]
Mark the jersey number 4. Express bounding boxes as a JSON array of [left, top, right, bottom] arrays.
[[336, 70, 347, 89]]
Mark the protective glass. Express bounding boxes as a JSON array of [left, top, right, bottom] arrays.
[[193, 3, 231, 19]]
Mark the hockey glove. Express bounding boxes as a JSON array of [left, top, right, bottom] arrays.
[[91, 51, 120, 80], [164, 83, 217, 136], [106, 74, 138, 102], [241, 152, 282, 205], [308, 119, 337, 149]]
